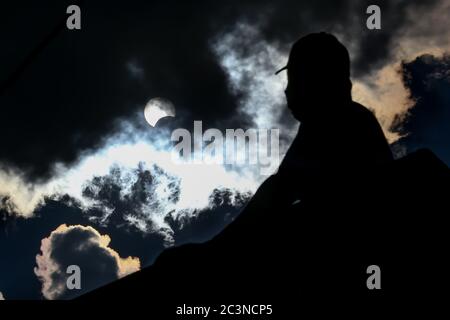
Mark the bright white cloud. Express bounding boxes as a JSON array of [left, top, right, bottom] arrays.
[[0, 120, 259, 244], [212, 23, 297, 152], [213, 24, 290, 129], [0, 167, 52, 217]]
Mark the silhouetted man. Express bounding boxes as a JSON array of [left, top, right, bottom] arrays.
[[248, 33, 393, 210], [210, 33, 397, 292], [278, 33, 392, 174], [219, 33, 395, 242]]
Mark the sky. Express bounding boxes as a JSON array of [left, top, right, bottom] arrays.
[[0, 0, 449, 300]]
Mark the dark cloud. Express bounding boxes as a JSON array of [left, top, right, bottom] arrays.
[[80, 162, 250, 246], [167, 187, 251, 244], [0, 198, 166, 299], [391, 54, 450, 164], [34, 224, 140, 299], [0, 200, 93, 300], [0, 0, 441, 181], [81, 163, 180, 239], [347, 0, 440, 77], [0, 1, 240, 181]]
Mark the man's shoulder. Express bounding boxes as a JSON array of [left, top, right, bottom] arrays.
[[349, 101, 377, 119], [347, 101, 383, 129]]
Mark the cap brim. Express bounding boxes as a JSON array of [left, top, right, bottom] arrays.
[[275, 66, 287, 75]]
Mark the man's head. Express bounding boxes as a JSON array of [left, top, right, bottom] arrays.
[[277, 33, 352, 122]]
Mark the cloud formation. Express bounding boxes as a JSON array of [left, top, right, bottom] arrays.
[[81, 161, 252, 246], [391, 54, 450, 163], [1, 0, 447, 183], [212, 23, 297, 156], [0, 1, 449, 235], [34, 224, 140, 300], [0, 291, 4, 300], [82, 162, 181, 245], [0, 167, 52, 217]]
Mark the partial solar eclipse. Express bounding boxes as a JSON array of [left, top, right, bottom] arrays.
[[144, 97, 176, 127]]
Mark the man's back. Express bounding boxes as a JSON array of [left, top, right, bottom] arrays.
[[277, 101, 393, 201]]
